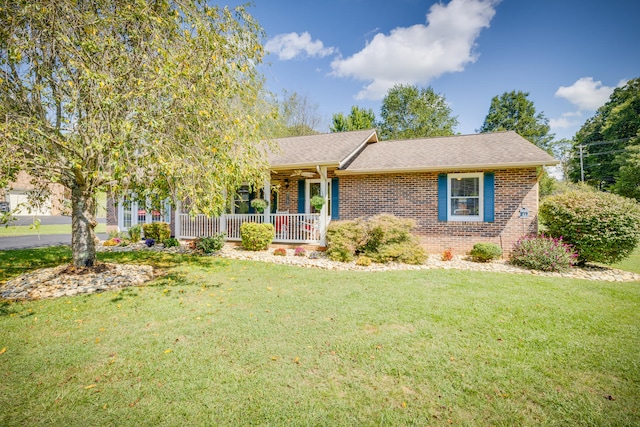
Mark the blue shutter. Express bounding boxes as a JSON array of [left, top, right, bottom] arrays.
[[331, 177, 339, 219], [438, 174, 447, 222], [483, 172, 495, 222], [297, 180, 305, 213]]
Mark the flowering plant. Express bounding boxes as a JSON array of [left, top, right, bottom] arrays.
[[145, 238, 156, 247], [294, 246, 306, 257], [442, 248, 454, 261], [273, 247, 287, 256], [509, 234, 577, 272]]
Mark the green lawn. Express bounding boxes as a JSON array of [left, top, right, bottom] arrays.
[[613, 247, 640, 274], [1, 248, 639, 426], [0, 223, 106, 237]]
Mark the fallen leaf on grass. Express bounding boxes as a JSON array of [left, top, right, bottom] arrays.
[[84, 384, 97, 389], [0, 347, 6, 355], [164, 349, 172, 354]]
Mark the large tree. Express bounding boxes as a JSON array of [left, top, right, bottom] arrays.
[[271, 90, 321, 137], [568, 78, 640, 189], [378, 84, 458, 140], [478, 90, 554, 152], [0, 0, 274, 266], [330, 106, 376, 132]]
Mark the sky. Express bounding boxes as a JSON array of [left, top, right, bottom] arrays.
[[226, 0, 639, 140]]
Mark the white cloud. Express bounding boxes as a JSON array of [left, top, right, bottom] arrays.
[[554, 77, 622, 111], [550, 111, 582, 130], [265, 32, 336, 60], [330, 0, 499, 100]]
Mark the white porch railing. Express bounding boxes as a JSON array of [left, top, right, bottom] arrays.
[[178, 213, 323, 244]]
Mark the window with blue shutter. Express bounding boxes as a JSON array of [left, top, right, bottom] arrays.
[[439, 172, 495, 222]]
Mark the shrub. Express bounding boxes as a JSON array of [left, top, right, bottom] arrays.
[[442, 248, 454, 261], [326, 214, 425, 265], [145, 238, 155, 247], [142, 222, 171, 242], [327, 246, 354, 262], [371, 241, 426, 265], [540, 189, 640, 264], [273, 247, 287, 256], [470, 242, 502, 262], [163, 237, 180, 248], [361, 214, 417, 254], [509, 234, 577, 272], [326, 219, 367, 262], [355, 256, 372, 266], [195, 233, 226, 254], [128, 225, 142, 242], [294, 247, 306, 257], [240, 222, 274, 251]]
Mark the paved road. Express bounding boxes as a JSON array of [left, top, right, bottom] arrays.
[[9, 215, 106, 226], [0, 233, 109, 250], [0, 215, 109, 250]]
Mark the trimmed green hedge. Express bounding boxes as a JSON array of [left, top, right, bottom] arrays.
[[240, 222, 274, 251], [540, 189, 640, 264]]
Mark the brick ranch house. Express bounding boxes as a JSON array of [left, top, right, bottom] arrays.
[[107, 129, 558, 254]]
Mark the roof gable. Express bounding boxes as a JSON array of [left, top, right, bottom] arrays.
[[268, 129, 377, 169]]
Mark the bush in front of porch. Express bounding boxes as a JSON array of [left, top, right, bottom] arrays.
[[326, 214, 426, 264], [241, 222, 275, 251]]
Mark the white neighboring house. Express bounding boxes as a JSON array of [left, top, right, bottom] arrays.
[[1, 171, 68, 216]]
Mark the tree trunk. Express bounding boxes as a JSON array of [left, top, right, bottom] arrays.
[[71, 185, 97, 267]]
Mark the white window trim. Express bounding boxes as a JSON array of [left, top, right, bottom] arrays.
[[305, 179, 331, 217], [447, 172, 483, 222], [118, 195, 171, 230]]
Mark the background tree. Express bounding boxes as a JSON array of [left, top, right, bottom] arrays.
[[0, 0, 274, 267], [271, 90, 322, 137], [378, 84, 458, 140], [611, 136, 640, 200], [478, 90, 554, 153], [330, 106, 376, 132], [568, 78, 640, 190]]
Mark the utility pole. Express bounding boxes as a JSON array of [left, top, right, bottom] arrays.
[[579, 145, 585, 183]]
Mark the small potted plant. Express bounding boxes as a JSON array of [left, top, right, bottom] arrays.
[[250, 198, 268, 213], [310, 195, 326, 211]]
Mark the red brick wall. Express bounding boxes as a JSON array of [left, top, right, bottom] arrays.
[[337, 169, 539, 255]]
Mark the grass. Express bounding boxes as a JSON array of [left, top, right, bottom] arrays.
[[0, 223, 106, 237], [0, 248, 639, 426], [613, 247, 640, 274]]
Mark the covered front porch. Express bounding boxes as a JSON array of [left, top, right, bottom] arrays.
[[175, 165, 335, 245], [176, 212, 325, 244]]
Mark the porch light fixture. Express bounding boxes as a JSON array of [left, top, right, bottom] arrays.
[[284, 179, 289, 189]]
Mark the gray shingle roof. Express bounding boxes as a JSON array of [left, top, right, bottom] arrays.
[[339, 131, 558, 174], [268, 129, 378, 169]]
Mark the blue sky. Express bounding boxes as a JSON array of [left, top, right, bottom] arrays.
[[228, 0, 638, 140]]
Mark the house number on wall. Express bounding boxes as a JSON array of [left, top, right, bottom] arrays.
[[519, 207, 529, 219]]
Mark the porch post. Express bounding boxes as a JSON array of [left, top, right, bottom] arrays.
[[263, 177, 271, 225], [175, 200, 181, 240], [220, 188, 227, 236], [317, 166, 328, 246]]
